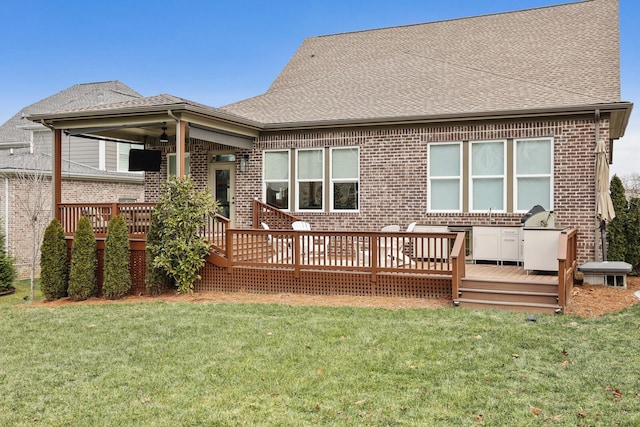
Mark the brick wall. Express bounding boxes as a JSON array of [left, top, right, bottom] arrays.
[[1, 177, 144, 279], [141, 116, 609, 265], [237, 116, 608, 264]]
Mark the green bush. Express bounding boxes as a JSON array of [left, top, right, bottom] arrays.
[[0, 221, 16, 292], [607, 175, 628, 261], [68, 216, 97, 301], [626, 198, 640, 274], [39, 219, 68, 300], [149, 176, 218, 293], [145, 210, 173, 295], [103, 215, 131, 299]]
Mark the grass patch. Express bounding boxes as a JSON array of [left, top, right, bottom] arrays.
[[0, 278, 43, 305], [0, 300, 639, 425]]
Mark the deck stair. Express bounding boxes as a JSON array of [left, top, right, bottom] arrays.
[[454, 265, 562, 314]]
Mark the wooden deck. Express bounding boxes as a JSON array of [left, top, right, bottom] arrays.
[[58, 201, 579, 313]]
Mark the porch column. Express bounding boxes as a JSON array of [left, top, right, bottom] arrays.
[[175, 120, 187, 177], [52, 128, 62, 221]]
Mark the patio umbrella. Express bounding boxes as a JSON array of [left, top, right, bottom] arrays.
[[595, 139, 615, 261]]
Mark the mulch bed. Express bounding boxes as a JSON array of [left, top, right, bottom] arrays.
[[30, 277, 640, 318]]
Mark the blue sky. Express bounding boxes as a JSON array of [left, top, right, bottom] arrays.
[[1, 0, 637, 176]]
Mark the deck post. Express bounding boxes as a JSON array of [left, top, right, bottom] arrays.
[[52, 129, 62, 221]]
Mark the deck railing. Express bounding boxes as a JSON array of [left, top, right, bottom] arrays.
[[557, 228, 578, 309], [449, 232, 467, 301], [58, 203, 156, 238], [252, 199, 300, 229], [225, 227, 462, 279]]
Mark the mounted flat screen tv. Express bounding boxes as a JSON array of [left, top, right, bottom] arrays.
[[129, 149, 161, 172]]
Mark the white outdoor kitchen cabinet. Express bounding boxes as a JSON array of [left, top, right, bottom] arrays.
[[472, 226, 523, 264], [522, 228, 565, 272]]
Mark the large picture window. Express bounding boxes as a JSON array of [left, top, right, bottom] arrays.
[[296, 149, 324, 210], [428, 143, 462, 212], [264, 150, 290, 210], [330, 147, 359, 211], [470, 140, 506, 212], [515, 138, 553, 211]]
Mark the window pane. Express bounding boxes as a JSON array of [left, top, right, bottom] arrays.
[[118, 143, 130, 171], [472, 142, 504, 175], [298, 150, 323, 180], [517, 177, 551, 211], [516, 139, 551, 174], [430, 144, 460, 177], [168, 154, 190, 177], [298, 182, 323, 210], [332, 148, 358, 179], [430, 179, 460, 210], [473, 178, 503, 210], [266, 182, 289, 209], [265, 151, 289, 180], [333, 182, 358, 210]]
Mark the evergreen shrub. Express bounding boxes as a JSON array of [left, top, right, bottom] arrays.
[[68, 216, 97, 301], [103, 215, 131, 299], [40, 219, 68, 300]]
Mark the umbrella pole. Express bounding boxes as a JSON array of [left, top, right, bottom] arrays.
[[600, 219, 607, 262]]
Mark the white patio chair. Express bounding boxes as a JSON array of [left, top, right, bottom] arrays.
[[380, 223, 416, 267], [261, 222, 291, 263], [292, 220, 328, 262]]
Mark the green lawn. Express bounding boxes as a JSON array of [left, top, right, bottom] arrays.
[[1, 280, 639, 426]]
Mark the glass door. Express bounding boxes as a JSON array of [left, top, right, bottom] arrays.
[[210, 164, 236, 227]]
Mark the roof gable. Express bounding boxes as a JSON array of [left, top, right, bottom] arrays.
[[224, 0, 621, 124], [0, 81, 142, 144]]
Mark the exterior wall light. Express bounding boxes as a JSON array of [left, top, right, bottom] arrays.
[[240, 155, 249, 172]]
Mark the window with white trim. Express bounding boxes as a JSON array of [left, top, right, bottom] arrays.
[[296, 149, 324, 211], [470, 140, 506, 212], [167, 153, 191, 177], [514, 138, 553, 211], [428, 143, 462, 212], [263, 150, 290, 210], [330, 147, 359, 211]]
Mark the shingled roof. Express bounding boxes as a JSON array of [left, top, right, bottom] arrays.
[[0, 81, 141, 146], [222, 0, 621, 125]]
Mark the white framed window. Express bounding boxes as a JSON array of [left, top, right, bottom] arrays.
[[167, 153, 191, 177], [470, 140, 506, 212], [263, 150, 290, 210], [296, 148, 324, 211], [330, 147, 359, 212], [428, 142, 462, 212], [514, 138, 553, 212]]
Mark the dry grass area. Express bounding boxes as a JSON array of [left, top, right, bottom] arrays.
[[35, 276, 640, 318]]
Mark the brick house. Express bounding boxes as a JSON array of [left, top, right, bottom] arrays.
[[0, 81, 145, 277], [29, 0, 632, 268]]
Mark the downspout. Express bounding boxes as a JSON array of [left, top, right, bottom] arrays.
[[594, 109, 600, 261], [4, 178, 8, 253], [167, 110, 185, 177]]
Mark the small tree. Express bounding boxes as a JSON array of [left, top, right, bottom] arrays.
[[40, 219, 68, 300], [103, 215, 131, 299], [68, 216, 97, 301], [626, 198, 640, 274], [145, 210, 173, 295], [607, 175, 628, 261], [149, 176, 218, 293], [0, 220, 16, 292]]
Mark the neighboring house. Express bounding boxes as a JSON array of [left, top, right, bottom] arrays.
[[0, 81, 145, 278], [28, 0, 632, 267]]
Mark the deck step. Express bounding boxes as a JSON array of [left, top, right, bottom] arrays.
[[454, 298, 562, 314], [461, 278, 558, 294], [458, 287, 558, 305]]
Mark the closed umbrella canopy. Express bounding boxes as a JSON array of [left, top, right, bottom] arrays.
[[595, 139, 615, 222]]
